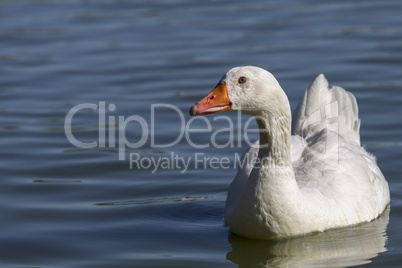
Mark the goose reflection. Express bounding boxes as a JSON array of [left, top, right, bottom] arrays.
[[227, 206, 389, 267]]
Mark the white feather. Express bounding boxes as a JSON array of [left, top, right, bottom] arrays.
[[220, 66, 390, 238]]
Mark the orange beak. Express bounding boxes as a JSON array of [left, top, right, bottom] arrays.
[[189, 83, 232, 116]]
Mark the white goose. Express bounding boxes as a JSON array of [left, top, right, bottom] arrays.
[[190, 66, 390, 239]]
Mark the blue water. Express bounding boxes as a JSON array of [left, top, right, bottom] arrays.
[[1, 0, 402, 267]]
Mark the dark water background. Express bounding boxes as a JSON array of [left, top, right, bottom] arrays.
[[1, 0, 402, 267]]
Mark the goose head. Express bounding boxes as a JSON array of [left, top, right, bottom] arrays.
[[189, 66, 289, 117]]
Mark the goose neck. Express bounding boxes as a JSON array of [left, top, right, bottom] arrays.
[[256, 111, 291, 166]]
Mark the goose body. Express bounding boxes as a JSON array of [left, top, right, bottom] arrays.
[[190, 66, 390, 239]]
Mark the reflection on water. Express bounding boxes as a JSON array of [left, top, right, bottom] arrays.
[[227, 206, 389, 267], [93, 195, 211, 206]]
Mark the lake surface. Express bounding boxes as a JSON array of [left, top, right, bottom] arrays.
[[1, 0, 402, 267]]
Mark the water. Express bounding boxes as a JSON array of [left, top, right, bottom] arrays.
[[1, 0, 402, 267]]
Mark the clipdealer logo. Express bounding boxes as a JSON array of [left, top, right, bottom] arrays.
[[64, 102, 262, 172], [64, 101, 339, 172]]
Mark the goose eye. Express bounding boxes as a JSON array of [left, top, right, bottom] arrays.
[[238, 77, 247, 84]]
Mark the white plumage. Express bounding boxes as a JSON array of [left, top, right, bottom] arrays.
[[190, 66, 390, 239]]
